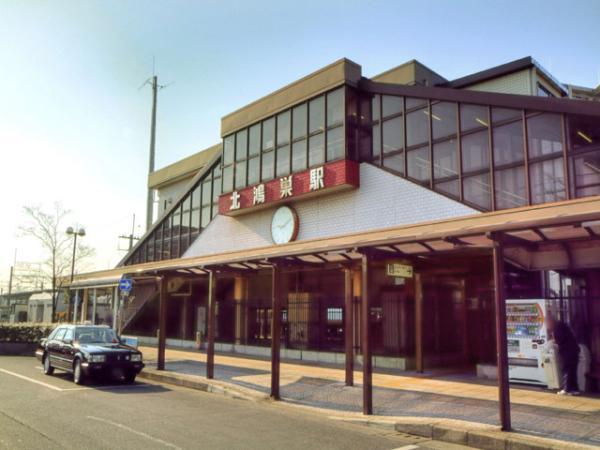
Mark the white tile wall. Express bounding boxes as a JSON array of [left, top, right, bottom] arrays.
[[183, 163, 478, 258]]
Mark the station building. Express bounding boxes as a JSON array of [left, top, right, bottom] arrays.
[[70, 56, 600, 428]]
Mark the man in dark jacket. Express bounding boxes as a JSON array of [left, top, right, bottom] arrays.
[[547, 314, 580, 395]]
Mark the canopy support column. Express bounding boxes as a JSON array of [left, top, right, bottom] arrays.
[[344, 267, 354, 387], [271, 264, 282, 400], [361, 252, 372, 415], [415, 273, 424, 373], [207, 270, 216, 379], [157, 275, 168, 371], [492, 233, 512, 431]]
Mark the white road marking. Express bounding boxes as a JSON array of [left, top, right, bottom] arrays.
[[389, 445, 420, 450], [0, 368, 90, 392], [86, 416, 182, 449]]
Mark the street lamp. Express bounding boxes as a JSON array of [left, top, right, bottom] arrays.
[[66, 226, 86, 322]]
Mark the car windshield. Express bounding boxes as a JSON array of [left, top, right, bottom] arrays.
[[75, 327, 118, 344]]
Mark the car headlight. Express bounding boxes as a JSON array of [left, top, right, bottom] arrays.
[[130, 354, 142, 362], [89, 354, 106, 363]]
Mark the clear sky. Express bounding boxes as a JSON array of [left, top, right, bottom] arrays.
[[1, 0, 599, 289]]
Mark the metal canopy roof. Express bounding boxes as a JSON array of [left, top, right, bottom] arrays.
[[68, 196, 600, 288]]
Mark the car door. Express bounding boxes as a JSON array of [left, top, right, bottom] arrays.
[[60, 328, 76, 370], [47, 327, 65, 367]]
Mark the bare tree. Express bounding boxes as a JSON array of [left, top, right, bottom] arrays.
[[19, 203, 95, 322]]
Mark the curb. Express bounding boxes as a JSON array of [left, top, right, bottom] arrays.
[[391, 419, 596, 450], [138, 369, 595, 450], [138, 368, 269, 402]]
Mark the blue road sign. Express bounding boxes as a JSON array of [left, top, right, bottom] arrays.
[[119, 277, 133, 293]]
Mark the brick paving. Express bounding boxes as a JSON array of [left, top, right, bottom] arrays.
[[140, 347, 600, 447]]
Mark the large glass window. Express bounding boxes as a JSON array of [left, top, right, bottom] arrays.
[[292, 139, 307, 172], [462, 131, 489, 172], [527, 113, 562, 158], [495, 166, 526, 209], [309, 133, 325, 167], [326, 127, 344, 161], [433, 139, 458, 198], [383, 153, 404, 175], [219, 89, 346, 194], [382, 95, 403, 118], [292, 104, 307, 140], [433, 139, 458, 180], [261, 150, 274, 181], [493, 121, 524, 166], [407, 146, 430, 183], [223, 135, 234, 165], [530, 158, 565, 204], [262, 118, 275, 151], [277, 111, 290, 146], [248, 155, 260, 186], [327, 88, 344, 126], [568, 114, 600, 198], [382, 116, 403, 154], [406, 107, 429, 147], [276, 145, 290, 177], [309, 96, 325, 134], [571, 150, 600, 197], [431, 102, 457, 140], [191, 184, 200, 234], [461, 104, 489, 132], [463, 174, 492, 210]]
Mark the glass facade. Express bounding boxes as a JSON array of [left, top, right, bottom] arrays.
[[123, 82, 600, 267], [125, 159, 222, 266], [221, 87, 346, 194], [357, 92, 599, 211]]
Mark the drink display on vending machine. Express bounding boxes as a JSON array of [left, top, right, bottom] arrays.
[[506, 299, 552, 386]]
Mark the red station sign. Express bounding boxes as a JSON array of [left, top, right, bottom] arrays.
[[218, 159, 360, 216]]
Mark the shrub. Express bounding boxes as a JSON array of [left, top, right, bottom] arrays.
[[0, 323, 56, 343]]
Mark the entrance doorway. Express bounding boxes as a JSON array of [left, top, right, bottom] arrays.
[[421, 276, 469, 369]]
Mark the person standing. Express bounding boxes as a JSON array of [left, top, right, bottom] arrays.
[[547, 314, 580, 395]]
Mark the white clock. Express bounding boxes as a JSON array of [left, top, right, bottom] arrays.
[[270, 206, 299, 244]]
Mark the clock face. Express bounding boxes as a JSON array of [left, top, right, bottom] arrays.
[[270, 206, 299, 244]]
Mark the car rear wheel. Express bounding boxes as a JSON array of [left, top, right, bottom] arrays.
[[43, 354, 54, 375], [73, 359, 85, 385]]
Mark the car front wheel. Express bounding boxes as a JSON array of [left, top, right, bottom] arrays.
[[73, 359, 85, 385], [124, 371, 136, 384], [43, 354, 54, 375]]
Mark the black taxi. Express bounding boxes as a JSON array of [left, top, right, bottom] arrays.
[[36, 324, 144, 384]]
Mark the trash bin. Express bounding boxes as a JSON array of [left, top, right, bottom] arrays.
[[578, 343, 591, 392], [542, 343, 561, 390]]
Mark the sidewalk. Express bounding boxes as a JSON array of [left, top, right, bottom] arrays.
[[139, 345, 600, 448]]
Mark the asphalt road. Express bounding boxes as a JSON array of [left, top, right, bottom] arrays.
[[0, 356, 471, 450]]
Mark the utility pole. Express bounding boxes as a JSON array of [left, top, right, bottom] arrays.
[[146, 75, 158, 232], [119, 213, 140, 251]]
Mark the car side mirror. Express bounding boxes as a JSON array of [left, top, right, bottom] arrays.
[[63, 338, 73, 345]]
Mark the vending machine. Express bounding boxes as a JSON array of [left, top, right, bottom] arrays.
[[506, 299, 552, 386]]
